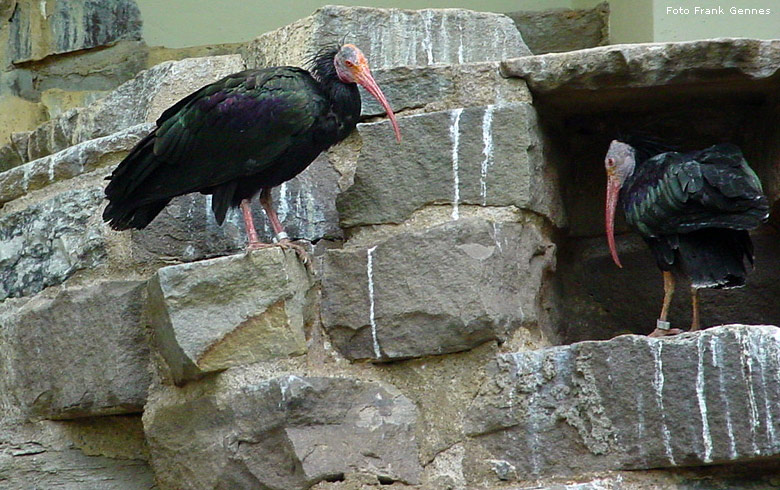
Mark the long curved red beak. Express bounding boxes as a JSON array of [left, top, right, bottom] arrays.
[[605, 174, 623, 268], [356, 68, 401, 143]]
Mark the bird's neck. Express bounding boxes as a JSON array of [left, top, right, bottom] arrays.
[[323, 80, 361, 125]]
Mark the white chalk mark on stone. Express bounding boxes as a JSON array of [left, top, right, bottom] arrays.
[[711, 335, 737, 459], [491, 221, 503, 253], [527, 392, 541, 475], [456, 17, 464, 64], [278, 375, 309, 408], [449, 108, 463, 220], [367, 246, 381, 358], [652, 341, 676, 465], [754, 335, 777, 448], [422, 10, 434, 64], [696, 335, 713, 462], [277, 182, 289, 222], [480, 105, 495, 206], [21, 165, 30, 192], [205, 195, 217, 227], [739, 330, 761, 455]]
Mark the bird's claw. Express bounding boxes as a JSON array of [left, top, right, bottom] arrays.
[[277, 239, 313, 271]]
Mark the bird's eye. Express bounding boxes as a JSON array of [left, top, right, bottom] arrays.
[[606, 158, 615, 167], [344, 60, 355, 67]]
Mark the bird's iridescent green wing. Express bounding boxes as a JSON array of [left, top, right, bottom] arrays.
[[624, 145, 769, 236]]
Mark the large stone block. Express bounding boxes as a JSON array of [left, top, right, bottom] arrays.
[[0, 281, 150, 420], [0, 188, 106, 300], [502, 38, 780, 95], [506, 2, 609, 55], [465, 326, 780, 479], [244, 5, 530, 70], [7, 0, 142, 63], [337, 103, 565, 228], [362, 61, 531, 118], [321, 217, 555, 361], [144, 375, 421, 489], [147, 248, 314, 384]]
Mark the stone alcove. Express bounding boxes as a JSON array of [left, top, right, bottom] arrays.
[[503, 39, 780, 342]]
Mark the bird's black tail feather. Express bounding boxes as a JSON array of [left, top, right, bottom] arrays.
[[103, 130, 169, 230], [677, 229, 753, 289]]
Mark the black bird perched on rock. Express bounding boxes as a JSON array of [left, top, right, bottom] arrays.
[[103, 44, 401, 251], [604, 140, 769, 337]]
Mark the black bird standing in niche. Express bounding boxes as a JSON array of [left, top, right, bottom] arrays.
[[604, 139, 769, 337], [103, 44, 401, 253]]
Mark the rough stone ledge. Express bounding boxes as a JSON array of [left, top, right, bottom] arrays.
[[0, 123, 153, 207], [0, 416, 153, 489], [496, 467, 780, 490], [144, 374, 422, 489], [501, 38, 780, 93], [147, 248, 314, 385], [465, 325, 780, 480]]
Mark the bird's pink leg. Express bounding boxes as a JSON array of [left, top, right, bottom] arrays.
[[240, 199, 266, 250], [649, 271, 684, 337], [259, 188, 286, 239], [258, 187, 310, 265]]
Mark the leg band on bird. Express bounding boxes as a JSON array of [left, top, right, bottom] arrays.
[[274, 231, 289, 243], [656, 319, 671, 331]]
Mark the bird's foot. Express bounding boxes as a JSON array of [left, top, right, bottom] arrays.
[[245, 239, 312, 271], [648, 319, 684, 338]]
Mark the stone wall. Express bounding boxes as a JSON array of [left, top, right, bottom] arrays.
[[1, 4, 779, 490]]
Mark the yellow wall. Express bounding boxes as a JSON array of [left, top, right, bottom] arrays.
[[136, 0, 779, 49], [653, 0, 779, 41], [607, 0, 654, 44], [136, 0, 580, 48]]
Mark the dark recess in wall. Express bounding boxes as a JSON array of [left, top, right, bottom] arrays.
[[534, 77, 780, 342]]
